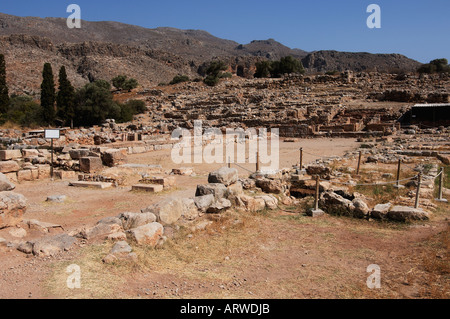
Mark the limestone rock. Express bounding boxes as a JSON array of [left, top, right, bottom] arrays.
[[319, 191, 356, 217], [238, 195, 266, 212], [194, 194, 215, 213], [195, 183, 228, 200], [256, 194, 279, 210], [255, 179, 283, 194], [352, 198, 370, 218], [80, 222, 123, 240], [208, 167, 238, 186], [387, 206, 430, 222], [126, 222, 164, 246], [371, 203, 392, 220], [227, 181, 244, 196], [30, 234, 76, 257], [120, 212, 157, 230], [0, 161, 20, 174], [0, 192, 27, 229], [46, 195, 67, 203], [147, 197, 184, 225], [180, 198, 200, 221], [206, 198, 232, 214], [0, 172, 15, 191], [101, 149, 127, 167]]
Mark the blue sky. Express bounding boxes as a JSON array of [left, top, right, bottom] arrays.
[[1, 0, 449, 63]]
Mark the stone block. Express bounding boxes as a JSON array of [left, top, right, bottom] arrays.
[[0, 150, 22, 161], [80, 157, 104, 173], [0, 161, 20, 173]]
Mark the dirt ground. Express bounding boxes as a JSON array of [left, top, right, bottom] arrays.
[[0, 138, 448, 299]]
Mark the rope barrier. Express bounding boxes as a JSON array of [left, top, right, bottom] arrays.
[[429, 170, 443, 179], [232, 162, 255, 174], [328, 175, 418, 187], [302, 150, 329, 158]]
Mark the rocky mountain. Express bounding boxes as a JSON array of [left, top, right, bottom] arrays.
[[302, 51, 422, 73], [0, 12, 422, 95]]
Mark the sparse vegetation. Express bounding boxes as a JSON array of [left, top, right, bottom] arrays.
[[112, 75, 139, 92], [418, 58, 450, 74], [169, 75, 190, 85], [254, 56, 305, 78], [325, 70, 340, 76], [1, 95, 42, 127], [203, 60, 228, 87]]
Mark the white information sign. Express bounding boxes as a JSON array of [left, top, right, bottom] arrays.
[[45, 129, 61, 139]]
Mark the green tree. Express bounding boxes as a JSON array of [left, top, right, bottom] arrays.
[[122, 78, 138, 91], [204, 61, 228, 87], [254, 61, 272, 78], [272, 56, 305, 77], [0, 54, 9, 114], [56, 66, 75, 128], [73, 80, 120, 127], [116, 100, 147, 123], [2, 95, 42, 127], [124, 99, 147, 114], [112, 75, 138, 91], [418, 58, 450, 74], [112, 75, 127, 90], [40, 63, 56, 125], [254, 56, 305, 78]]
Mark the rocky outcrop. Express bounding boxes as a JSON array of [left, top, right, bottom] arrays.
[[302, 51, 421, 73]]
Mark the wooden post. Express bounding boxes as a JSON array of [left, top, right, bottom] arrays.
[[357, 151, 362, 175], [256, 152, 260, 173], [394, 159, 404, 188], [299, 148, 303, 170], [314, 175, 320, 211], [415, 173, 422, 209], [50, 138, 54, 179]]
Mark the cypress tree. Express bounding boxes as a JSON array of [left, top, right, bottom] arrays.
[[56, 66, 75, 128], [0, 54, 9, 114], [40, 63, 56, 125]]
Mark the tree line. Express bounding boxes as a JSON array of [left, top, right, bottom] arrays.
[[0, 54, 145, 128], [167, 57, 304, 87]]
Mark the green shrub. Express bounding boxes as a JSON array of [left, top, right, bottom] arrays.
[[418, 58, 450, 74], [1, 95, 43, 127], [204, 75, 220, 87], [325, 70, 340, 75], [203, 61, 228, 87], [112, 75, 138, 91], [220, 72, 232, 79], [170, 75, 190, 85], [254, 56, 305, 78]]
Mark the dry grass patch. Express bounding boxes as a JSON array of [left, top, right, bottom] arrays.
[[44, 244, 127, 299]]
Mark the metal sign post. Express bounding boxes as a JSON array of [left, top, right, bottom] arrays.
[[45, 129, 61, 179]]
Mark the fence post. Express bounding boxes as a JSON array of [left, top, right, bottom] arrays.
[[357, 151, 362, 175], [436, 167, 447, 202], [299, 148, 303, 170], [415, 173, 422, 209], [308, 175, 324, 217], [256, 152, 260, 173], [50, 138, 54, 179], [394, 159, 404, 189]]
